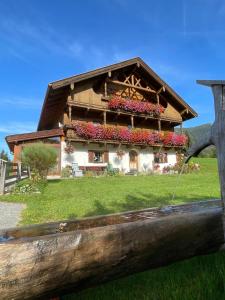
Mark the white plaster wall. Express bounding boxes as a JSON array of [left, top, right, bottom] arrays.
[[108, 146, 130, 173], [139, 149, 154, 172], [61, 141, 108, 168], [61, 141, 177, 173], [167, 151, 177, 165]]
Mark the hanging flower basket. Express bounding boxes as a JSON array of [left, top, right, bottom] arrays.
[[64, 143, 75, 154], [116, 150, 125, 159]]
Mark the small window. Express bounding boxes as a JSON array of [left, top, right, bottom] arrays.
[[88, 151, 109, 163], [93, 151, 103, 163], [154, 152, 168, 163]]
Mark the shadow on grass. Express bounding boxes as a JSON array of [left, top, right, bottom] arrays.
[[47, 179, 62, 184], [84, 192, 215, 218]]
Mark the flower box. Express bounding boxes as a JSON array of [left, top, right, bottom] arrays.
[[71, 121, 187, 147], [108, 96, 165, 116]]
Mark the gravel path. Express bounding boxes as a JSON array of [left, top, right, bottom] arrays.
[[0, 202, 26, 229]]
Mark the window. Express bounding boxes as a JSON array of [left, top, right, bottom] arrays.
[[93, 151, 103, 163], [154, 152, 168, 163], [88, 151, 109, 163]]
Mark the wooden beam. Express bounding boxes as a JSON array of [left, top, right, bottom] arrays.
[[156, 94, 160, 105], [131, 115, 134, 128], [68, 105, 72, 122], [158, 119, 161, 131], [104, 81, 108, 97], [84, 108, 90, 116], [156, 86, 166, 95], [181, 108, 188, 115], [103, 111, 107, 125], [108, 79, 156, 94], [180, 123, 183, 134], [70, 83, 74, 91]]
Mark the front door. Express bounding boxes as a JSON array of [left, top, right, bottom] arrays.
[[129, 150, 138, 170]]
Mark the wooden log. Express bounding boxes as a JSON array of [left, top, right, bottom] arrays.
[[0, 199, 224, 300]]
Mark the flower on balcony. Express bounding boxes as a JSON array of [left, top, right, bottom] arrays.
[[163, 132, 187, 146], [108, 96, 165, 115], [72, 121, 187, 147]]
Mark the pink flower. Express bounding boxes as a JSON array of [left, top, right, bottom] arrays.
[[108, 96, 165, 115], [72, 121, 187, 147]]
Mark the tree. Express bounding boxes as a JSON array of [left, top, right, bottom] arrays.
[[21, 143, 57, 178], [0, 150, 10, 161]]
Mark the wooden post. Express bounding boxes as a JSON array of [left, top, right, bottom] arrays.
[[158, 119, 161, 132], [103, 111, 107, 125], [68, 105, 72, 123], [180, 122, 183, 134], [104, 82, 108, 97], [187, 80, 225, 240], [0, 160, 6, 195], [131, 115, 134, 128], [27, 166, 31, 179], [17, 162, 21, 180]]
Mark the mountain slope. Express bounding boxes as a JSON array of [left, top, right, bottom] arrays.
[[177, 123, 216, 158]]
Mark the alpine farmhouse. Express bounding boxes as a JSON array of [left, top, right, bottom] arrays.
[[5, 58, 197, 175]]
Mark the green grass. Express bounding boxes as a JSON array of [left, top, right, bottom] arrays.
[[0, 158, 224, 299], [0, 158, 220, 225]]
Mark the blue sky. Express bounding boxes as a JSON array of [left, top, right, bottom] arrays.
[[1, 0, 225, 153]]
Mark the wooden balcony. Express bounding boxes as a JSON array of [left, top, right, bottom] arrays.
[[65, 126, 186, 149], [67, 100, 182, 126]]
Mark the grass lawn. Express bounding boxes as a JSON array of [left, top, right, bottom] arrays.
[[1, 157, 225, 299]]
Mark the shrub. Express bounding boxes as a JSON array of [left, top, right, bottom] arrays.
[[84, 171, 95, 177], [21, 143, 57, 179], [61, 166, 72, 178]]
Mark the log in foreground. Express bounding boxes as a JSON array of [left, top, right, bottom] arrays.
[[0, 199, 224, 300]]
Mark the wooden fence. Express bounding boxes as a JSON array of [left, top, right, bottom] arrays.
[[0, 159, 30, 194]]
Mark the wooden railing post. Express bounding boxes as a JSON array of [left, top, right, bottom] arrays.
[[0, 160, 7, 195], [17, 162, 21, 180]]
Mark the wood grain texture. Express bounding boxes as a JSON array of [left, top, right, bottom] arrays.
[[0, 200, 224, 300], [188, 82, 225, 236]]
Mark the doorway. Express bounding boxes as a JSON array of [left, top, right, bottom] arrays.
[[129, 150, 138, 170]]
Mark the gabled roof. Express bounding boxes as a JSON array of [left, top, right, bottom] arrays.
[[38, 57, 197, 130], [5, 129, 64, 152]]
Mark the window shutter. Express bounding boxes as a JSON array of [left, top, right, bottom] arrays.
[[104, 151, 109, 163], [88, 151, 94, 163]]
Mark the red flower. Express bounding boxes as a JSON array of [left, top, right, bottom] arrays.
[[72, 121, 187, 147], [108, 96, 165, 115]]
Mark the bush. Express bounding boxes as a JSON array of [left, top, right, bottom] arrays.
[[61, 166, 72, 178], [21, 143, 57, 179]]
